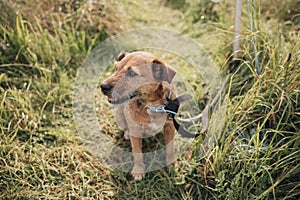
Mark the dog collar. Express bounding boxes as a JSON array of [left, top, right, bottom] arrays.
[[136, 90, 179, 116], [137, 90, 200, 138], [165, 94, 200, 138]]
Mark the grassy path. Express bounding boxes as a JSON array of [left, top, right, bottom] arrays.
[[111, 0, 225, 52], [112, 0, 183, 30]]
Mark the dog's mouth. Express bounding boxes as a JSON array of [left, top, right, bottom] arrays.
[[107, 91, 139, 105]]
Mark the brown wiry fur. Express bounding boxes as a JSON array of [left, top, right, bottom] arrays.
[[101, 52, 176, 180]]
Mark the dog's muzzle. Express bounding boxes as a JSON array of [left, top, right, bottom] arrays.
[[100, 82, 113, 95], [100, 82, 115, 103], [100, 82, 138, 104]]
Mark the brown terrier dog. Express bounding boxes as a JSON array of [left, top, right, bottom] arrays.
[[100, 51, 176, 180]]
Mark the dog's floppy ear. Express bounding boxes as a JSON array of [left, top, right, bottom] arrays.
[[116, 52, 127, 61], [152, 59, 176, 83]]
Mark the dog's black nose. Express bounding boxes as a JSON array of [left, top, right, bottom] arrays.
[[100, 83, 113, 94]]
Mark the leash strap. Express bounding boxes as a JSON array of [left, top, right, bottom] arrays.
[[165, 94, 200, 138]]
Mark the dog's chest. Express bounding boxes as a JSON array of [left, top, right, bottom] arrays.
[[145, 111, 166, 133], [126, 102, 167, 134]]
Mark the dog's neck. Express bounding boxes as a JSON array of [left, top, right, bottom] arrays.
[[133, 89, 172, 108]]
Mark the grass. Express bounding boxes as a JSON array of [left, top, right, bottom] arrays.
[[1, 0, 299, 199]]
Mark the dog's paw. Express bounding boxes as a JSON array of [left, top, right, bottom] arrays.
[[124, 131, 129, 140], [131, 165, 145, 180], [131, 172, 145, 180]]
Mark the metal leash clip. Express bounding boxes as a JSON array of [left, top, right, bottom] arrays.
[[147, 104, 166, 113]]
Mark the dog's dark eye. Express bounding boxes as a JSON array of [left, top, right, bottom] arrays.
[[127, 70, 138, 77]]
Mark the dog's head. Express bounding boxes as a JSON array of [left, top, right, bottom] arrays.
[[100, 52, 176, 104]]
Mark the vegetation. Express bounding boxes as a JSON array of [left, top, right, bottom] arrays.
[[1, 0, 299, 199]]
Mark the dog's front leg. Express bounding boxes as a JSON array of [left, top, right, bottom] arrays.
[[130, 135, 145, 180], [163, 122, 176, 167], [114, 105, 129, 139]]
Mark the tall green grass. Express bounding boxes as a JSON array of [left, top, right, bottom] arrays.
[[182, 1, 300, 199], [0, 0, 299, 199], [0, 1, 116, 198]]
